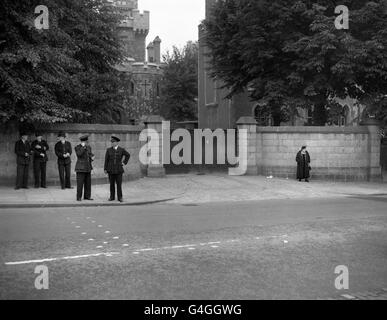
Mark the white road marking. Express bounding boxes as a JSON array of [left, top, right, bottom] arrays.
[[5, 235, 292, 267], [4, 252, 120, 266], [198, 241, 221, 246], [168, 245, 196, 249], [75, 226, 81, 229], [81, 232, 87, 235], [113, 237, 119, 240], [137, 248, 155, 252], [105, 231, 111, 234], [103, 242, 108, 245], [98, 225, 103, 228]]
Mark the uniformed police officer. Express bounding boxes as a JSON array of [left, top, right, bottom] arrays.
[[75, 135, 95, 201], [31, 132, 49, 188], [104, 136, 130, 202], [14, 132, 32, 190]]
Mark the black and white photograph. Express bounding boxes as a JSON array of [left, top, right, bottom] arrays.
[[0, 0, 387, 307]]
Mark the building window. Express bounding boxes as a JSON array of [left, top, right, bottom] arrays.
[[130, 81, 135, 96], [306, 106, 313, 125], [339, 105, 349, 126], [205, 74, 216, 105], [156, 82, 160, 97]]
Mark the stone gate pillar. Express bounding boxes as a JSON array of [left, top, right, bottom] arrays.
[[361, 118, 382, 182], [236, 116, 258, 175], [144, 115, 166, 178]]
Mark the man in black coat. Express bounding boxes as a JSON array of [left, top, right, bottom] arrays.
[[75, 135, 95, 201], [14, 132, 32, 190], [296, 145, 311, 182], [104, 136, 130, 202], [31, 132, 49, 188], [55, 132, 73, 189]]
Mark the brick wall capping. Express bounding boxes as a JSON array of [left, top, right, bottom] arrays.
[[144, 115, 164, 124], [256, 126, 370, 134], [236, 117, 257, 125], [32, 123, 144, 134]]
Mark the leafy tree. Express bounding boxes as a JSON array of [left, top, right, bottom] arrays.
[[0, 0, 127, 125], [204, 0, 387, 125], [159, 41, 198, 122]]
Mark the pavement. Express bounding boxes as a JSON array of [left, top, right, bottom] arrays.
[[0, 174, 386, 208]]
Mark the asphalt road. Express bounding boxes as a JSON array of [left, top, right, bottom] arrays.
[[0, 195, 386, 299]]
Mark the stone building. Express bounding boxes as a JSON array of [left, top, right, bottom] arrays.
[[198, 0, 367, 129], [107, 0, 165, 123]]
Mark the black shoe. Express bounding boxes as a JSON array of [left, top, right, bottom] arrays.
[[41, 186, 47, 189], [84, 198, 94, 201], [15, 187, 21, 190], [118, 199, 124, 203], [61, 187, 66, 190], [305, 179, 310, 183], [298, 179, 302, 182], [34, 186, 39, 189], [77, 198, 82, 202], [67, 187, 74, 189], [108, 198, 115, 201], [23, 187, 29, 189]]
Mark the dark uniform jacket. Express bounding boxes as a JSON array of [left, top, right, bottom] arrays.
[[75, 144, 94, 173], [104, 147, 130, 174], [55, 141, 72, 165], [15, 140, 32, 165], [31, 140, 49, 162]]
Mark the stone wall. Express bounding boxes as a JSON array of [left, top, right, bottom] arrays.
[[237, 118, 382, 182], [0, 124, 146, 186]]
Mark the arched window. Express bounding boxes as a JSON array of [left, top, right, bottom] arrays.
[[340, 105, 349, 126], [130, 81, 135, 96], [156, 82, 160, 97]]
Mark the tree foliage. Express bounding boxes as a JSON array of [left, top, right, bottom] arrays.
[[204, 0, 387, 125], [0, 0, 127, 125], [159, 41, 198, 122]]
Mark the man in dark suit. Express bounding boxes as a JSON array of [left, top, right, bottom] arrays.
[[75, 135, 95, 201], [104, 136, 130, 202], [55, 132, 73, 189], [14, 132, 32, 190], [31, 132, 49, 188]]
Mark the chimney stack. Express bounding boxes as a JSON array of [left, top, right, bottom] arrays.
[[153, 36, 161, 64], [147, 42, 154, 63]]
